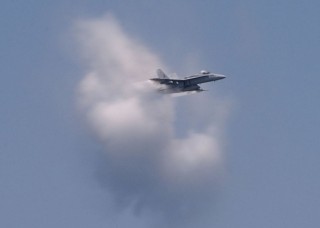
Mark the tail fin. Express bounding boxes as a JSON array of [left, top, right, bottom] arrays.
[[157, 69, 169, 79]]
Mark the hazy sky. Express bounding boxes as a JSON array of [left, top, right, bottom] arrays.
[[1, 1, 320, 227]]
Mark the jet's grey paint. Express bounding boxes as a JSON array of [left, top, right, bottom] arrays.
[[150, 69, 226, 93]]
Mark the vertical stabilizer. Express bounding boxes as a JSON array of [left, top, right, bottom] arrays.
[[157, 69, 169, 79]]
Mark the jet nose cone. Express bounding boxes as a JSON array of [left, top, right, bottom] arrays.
[[213, 74, 226, 81]]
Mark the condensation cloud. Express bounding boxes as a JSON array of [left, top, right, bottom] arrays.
[[75, 14, 228, 227]]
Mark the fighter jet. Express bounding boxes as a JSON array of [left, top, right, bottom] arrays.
[[150, 69, 226, 93]]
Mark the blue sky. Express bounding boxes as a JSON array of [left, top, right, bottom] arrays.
[[1, 1, 320, 227]]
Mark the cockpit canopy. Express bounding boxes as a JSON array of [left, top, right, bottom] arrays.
[[200, 70, 210, 74]]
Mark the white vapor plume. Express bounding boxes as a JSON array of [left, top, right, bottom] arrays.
[[75, 14, 229, 227]]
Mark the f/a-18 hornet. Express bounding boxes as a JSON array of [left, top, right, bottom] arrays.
[[150, 69, 226, 93]]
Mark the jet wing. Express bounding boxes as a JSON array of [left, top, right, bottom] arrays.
[[150, 78, 185, 84]]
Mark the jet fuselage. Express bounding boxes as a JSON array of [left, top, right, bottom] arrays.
[[150, 70, 225, 93]]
